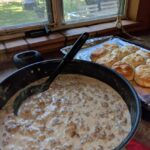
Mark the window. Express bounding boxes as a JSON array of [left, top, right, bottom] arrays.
[[0, 0, 127, 31], [0, 0, 49, 28], [63, 0, 122, 23]]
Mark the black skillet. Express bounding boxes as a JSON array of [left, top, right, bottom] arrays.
[[0, 47, 141, 149], [0, 61, 141, 149]]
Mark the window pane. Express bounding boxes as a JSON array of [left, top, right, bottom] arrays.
[[0, 0, 48, 28], [63, 0, 125, 23]]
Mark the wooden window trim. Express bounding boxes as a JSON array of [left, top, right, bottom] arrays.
[[51, 0, 128, 30], [127, 0, 140, 21], [0, 0, 128, 36], [0, 0, 149, 43], [0, 20, 140, 51]]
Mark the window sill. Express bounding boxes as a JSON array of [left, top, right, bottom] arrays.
[[0, 20, 140, 69]]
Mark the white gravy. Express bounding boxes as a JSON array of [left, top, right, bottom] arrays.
[[0, 74, 131, 150]]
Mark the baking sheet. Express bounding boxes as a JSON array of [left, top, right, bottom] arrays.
[[60, 36, 150, 108], [61, 36, 150, 61]]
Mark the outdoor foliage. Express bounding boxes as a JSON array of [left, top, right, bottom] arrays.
[[0, 0, 86, 27], [63, 0, 85, 15], [0, 0, 119, 27], [0, 0, 47, 27]]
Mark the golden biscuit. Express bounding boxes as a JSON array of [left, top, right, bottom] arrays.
[[125, 45, 140, 53], [111, 48, 123, 58], [112, 62, 134, 81], [96, 53, 120, 67], [146, 59, 150, 65], [136, 50, 150, 59], [103, 43, 119, 50], [134, 65, 150, 88], [112, 48, 131, 59], [96, 48, 129, 67], [90, 48, 110, 62], [121, 53, 145, 67], [119, 46, 134, 56]]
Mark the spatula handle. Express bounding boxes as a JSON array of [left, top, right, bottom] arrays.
[[46, 32, 89, 85], [64, 32, 89, 61]]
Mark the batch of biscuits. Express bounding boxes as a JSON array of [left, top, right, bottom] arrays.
[[90, 43, 150, 88]]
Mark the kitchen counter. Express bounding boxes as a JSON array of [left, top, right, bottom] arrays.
[[135, 120, 150, 147]]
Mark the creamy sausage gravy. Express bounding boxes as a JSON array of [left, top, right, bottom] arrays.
[[0, 74, 131, 150]]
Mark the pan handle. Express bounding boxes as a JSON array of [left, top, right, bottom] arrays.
[[13, 50, 43, 69]]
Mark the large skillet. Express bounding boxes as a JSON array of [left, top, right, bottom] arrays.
[[0, 59, 141, 150]]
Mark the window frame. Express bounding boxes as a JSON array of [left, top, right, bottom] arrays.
[[51, 0, 128, 31], [0, 0, 128, 35]]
